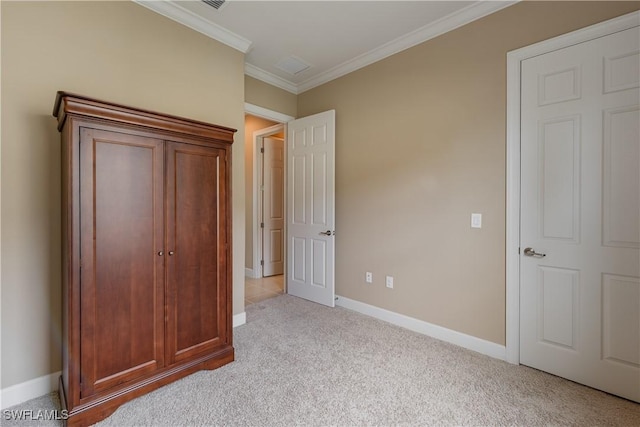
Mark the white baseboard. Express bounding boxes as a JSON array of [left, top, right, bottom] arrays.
[[245, 268, 256, 278], [1, 371, 61, 410], [233, 312, 246, 328], [336, 295, 506, 361]]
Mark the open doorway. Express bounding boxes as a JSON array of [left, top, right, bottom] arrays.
[[244, 112, 289, 306], [244, 105, 336, 308]]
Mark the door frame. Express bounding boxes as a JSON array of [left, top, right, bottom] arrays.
[[505, 11, 639, 364], [245, 103, 294, 279]]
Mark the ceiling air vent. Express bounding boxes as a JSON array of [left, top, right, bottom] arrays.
[[275, 56, 312, 76], [202, 0, 226, 10]]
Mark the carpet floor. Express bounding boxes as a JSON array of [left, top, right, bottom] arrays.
[[3, 294, 640, 426]]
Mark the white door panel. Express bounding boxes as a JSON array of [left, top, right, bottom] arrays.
[[520, 26, 639, 402], [263, 137, 284, 277], [287, 110, 335, 307]]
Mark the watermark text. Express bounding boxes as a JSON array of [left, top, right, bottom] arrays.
[[3, 409, 69, 421]]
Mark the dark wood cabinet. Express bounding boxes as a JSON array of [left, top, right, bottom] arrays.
[[54, 92, 235, 427]]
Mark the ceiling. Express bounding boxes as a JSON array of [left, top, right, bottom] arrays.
[[135, 1, 516, 94]]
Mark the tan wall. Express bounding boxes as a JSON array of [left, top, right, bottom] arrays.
[[1, 1, 245, 389], [297, 1, 640, 345], [245, 76, 297, 118], [244, 115, 279, 271]]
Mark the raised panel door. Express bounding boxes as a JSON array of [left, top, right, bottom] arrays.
[[263, 137, 284, 277], [165, 141, 229, 364], [520, 26, 639, 402], [286, 111, 336, 307], [79, 128, 165, 398]]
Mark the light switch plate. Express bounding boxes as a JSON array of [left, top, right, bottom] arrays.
[[471, 213, 482, 228]]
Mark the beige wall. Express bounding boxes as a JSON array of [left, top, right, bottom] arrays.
[[244, 115, 279, 270], [297, 1, 640, 345], [1, 1, 245, 389], [245, 76, 297, 118]]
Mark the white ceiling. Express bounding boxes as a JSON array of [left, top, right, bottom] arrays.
[[135, 1, 516, 94]]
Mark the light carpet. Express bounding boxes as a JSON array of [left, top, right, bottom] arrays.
[[4, 294, 640, 426]]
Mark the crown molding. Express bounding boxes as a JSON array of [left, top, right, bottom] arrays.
[[296, 1, 518, 93], [133, 0, 252, 53], [245, 63, 299, 94], [136, 0, 517, 94]]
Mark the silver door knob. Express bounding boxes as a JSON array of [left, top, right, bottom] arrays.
[[168, 251, 174, 256], [319, 230, 332, 236], [523, 247, 546, 258], [158, 251, 164, 256]]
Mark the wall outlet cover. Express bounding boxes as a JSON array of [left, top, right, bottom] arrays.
[[386, 276, 394, 289]]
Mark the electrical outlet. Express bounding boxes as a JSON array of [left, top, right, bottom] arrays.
[[365, 272, 373, 283], [386, 276, 394, 289]]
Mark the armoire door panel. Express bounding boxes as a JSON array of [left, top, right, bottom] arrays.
[[79, 128, 165, 397], [166, 142, 228, 363]]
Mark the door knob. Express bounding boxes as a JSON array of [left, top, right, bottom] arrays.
[[319, 230, 333, 236], [168, 251, 174, 256], [158, 251, 164, 256], [523, 247, 546, 258]]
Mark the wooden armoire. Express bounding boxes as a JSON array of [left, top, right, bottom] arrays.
[[53, 92, 235, 426]]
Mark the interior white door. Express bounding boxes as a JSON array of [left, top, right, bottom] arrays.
[[262, 137, 284, 277], [286, 110, 336, 307], [520, 26, 639, 402]]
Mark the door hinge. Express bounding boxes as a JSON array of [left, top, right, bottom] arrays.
[[260, 222, 264, 228], [260, 147, 264, 154], [518, 247, 521, 254], [260, 260, 264, 266]]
